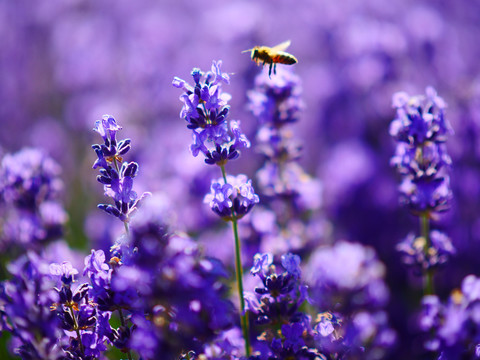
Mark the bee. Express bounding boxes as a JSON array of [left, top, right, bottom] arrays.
[[243, 40, 297, 77]]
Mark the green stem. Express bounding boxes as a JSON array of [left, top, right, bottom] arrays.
[[421, 213, 434, 295], [220, 164, 228, 183], [220, 165, 251, 357], [118, 309, 134, 360]]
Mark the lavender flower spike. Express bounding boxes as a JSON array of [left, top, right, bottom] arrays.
[[92, 115, 149, 223], [390, 87, 454, 296], [172, 61, 250, 166], [0, 148, 67, 251], [390, 87, 453, 216]]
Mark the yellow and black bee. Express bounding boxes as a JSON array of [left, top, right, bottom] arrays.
[[243, 40, 298, 77]]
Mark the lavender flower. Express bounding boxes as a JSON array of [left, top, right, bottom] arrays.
[[0, 148, 67, 251], [305, 241, 389, 310], [390, 87, 453, 215], [248, 67, 308, 198], [50, 259, 114, 359], [419, 275, 480, 358], [391, 87, 455, 296], [109, 197, 235, 359], [243, 252, 327, 359], [83, 249, 122, 312], [246, 252, 307, 326], [305, 242, 395, 358], [243, 251, 395, 359], [247, 66, 304, 126], [396, 230, 456, 273], [245, 66, 324, 259], [174, 63, 257, 357], [92, 115, 148, 223], [204, 174, 260, 220], [173, 61, 250, 166], [0, 252, 67, 360]]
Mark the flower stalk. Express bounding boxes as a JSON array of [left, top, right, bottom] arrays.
[[221, 164, 251, 356], [420, 213, 434, 295]]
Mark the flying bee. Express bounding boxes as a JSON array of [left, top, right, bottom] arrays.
[[242, 40, 297, 77]]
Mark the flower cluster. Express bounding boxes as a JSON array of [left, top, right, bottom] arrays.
[[50, 259, 113, 358], [248, 67, 307, 197], [92, 115, 149, 222], [0, 148, 67, 252], [305, 241, 389, 310], [0, 253, 66, 360], [419, 275, 480, 358], [108, 197, 235, 359], [204, 174, 259, 221], [188, 252, 328, 360], [396, 230, 456, 274], [246, 252, 308, 326], [390, 87, 453, 216], [173, 61, 250, 166], [305, 241, 396, 358], [184, 250, 394, 360]]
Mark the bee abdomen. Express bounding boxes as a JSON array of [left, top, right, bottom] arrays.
[[272, 52, 297, 65]]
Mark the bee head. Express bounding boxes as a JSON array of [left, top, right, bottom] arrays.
[[252, 48, 259, 60]]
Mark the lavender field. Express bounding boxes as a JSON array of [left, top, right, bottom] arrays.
[[2, 0, 480, 359]]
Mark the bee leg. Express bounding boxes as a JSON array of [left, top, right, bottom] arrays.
[[269, 63, 273, 78], [273, 63, 277, 75]]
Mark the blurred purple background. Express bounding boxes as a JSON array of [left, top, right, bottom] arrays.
[[2, 0, 480, 357]]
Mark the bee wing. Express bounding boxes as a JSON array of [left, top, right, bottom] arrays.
[[271, 40, 291, 52]]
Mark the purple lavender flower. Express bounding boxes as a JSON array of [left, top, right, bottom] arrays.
[[204, 174, 259, 220], [246, 252, 311, 326], [173, 60, 250, 166], [244, 251, 395, 359], [251, 253, 273, 276], [390, 87, 453, 216], [0, 148, 67, 251], [83, 249, 120, 312], [248, 68, 310, 199], [108, 197, 235, 359], [0, 148, 63, 208], [247, 66, 304, 126], [391, 87, 454, 297], [246, 254, 324, 360], [305, 242, 395, 358], [419, 274, 480, 358], [0, 252, 67, 360], [306, 241, 389, 309], [92, 115, 149, 223], [281, 253, 301, 279], [49, 261, 79, 285], [245, 65, 324, 261], [396, 230, 456, 273], [49, 252, 129, 358]]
